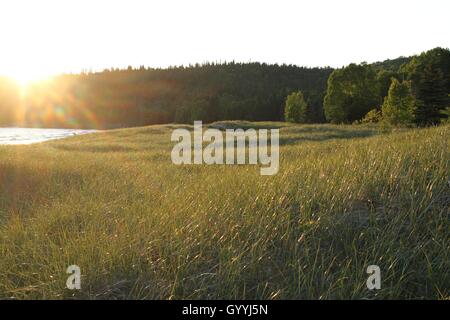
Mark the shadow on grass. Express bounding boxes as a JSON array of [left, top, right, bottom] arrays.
[[207, 121, 286, 130], [279, 127, 378, 145], [0, 163, 85, 222]]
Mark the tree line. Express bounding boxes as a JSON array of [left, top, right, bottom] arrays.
[[286, 47, 449, 126], [0, 63, 332, 129], [0, 47, 448, 129]]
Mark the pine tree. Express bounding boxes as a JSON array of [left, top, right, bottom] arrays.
[[414, 62, 448, 125], [382, 79, 416, 125], [402, 47, 450, 126]]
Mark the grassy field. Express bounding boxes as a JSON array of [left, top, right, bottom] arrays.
[[0, 122, 448, 299]]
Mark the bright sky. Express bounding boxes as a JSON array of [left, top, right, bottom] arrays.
[[0, 0, 449, 83]]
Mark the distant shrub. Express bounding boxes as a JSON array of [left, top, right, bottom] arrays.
[[284, 91, 309, 123], [361, 109, 382, 124]]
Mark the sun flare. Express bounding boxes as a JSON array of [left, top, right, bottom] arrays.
[[8, 69, 53, 88]]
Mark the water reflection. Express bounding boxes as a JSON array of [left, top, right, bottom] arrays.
[[0, 128, 96, 145]]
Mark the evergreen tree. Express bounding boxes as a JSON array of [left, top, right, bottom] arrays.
[[414, 62, 448, 125], [402, 47, 450, 125], [382, 79, 416, 125]]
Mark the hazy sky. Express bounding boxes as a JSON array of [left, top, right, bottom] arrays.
[[1, 0, 449, 82]]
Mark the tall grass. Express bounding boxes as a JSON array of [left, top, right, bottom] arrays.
[[0, 122, 448, 299]]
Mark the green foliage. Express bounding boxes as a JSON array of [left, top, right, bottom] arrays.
[[324, 63, 381, 123], [402, 47, 450, 126], [441, 105, 450, 124], [0, 63, 333, 128], [284, 91, 309, 123], [376, 70, 399, 100], [382, 79, 416, 125], [372, 56, 412, 72], [414, 62, 448, 125], [0, 47, 447, 128], [361, 108, 382, 124], [175, 98, 213, 123]]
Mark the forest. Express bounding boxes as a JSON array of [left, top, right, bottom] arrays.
[[0, 47, 448, 129]]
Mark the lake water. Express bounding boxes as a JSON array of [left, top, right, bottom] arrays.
[[0, 128, 97, 145]]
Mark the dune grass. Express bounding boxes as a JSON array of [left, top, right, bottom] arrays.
[[0, 122, 448, 299]]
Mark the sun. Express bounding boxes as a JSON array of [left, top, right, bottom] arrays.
[[9, 69, 51, 88], [4, 61, 58, 87]]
